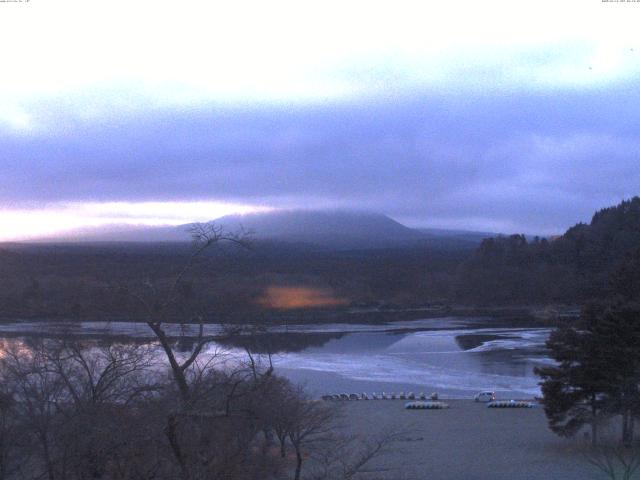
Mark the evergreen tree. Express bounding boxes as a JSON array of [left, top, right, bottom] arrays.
[[588, 305, 640, 446], [609, 247, 640, 303], [536, 325, 609, 445], [538, 304, 640, 446]]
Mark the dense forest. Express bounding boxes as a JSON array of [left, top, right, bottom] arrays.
[[458, 197, 640, 305], [0, 197, 639, 322]]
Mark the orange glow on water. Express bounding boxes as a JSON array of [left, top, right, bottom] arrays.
[[257, 286, 347, 310]]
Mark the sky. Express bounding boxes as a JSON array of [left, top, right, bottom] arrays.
[[1, 0, 640, 240]]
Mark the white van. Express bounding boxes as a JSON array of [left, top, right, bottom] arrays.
[[474, 391, 496, 402]]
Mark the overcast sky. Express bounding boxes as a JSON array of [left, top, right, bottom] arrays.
[[1, 0, 639, 240]]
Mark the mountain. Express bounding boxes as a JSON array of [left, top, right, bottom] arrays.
[[38, 209, 495, 250], [213, 210, 424, 249]]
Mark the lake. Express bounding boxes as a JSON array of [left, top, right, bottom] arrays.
[[0, 317, 553, 399]]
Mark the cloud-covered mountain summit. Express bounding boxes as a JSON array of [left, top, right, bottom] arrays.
[[41, 209, 494, 249], [214, 210, 423, 248]]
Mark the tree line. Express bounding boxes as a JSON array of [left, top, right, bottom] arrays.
[[536, 228, 640, 463], [457, 197, 640, 305]]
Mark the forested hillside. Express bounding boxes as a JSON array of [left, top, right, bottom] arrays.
[[456, 197, 640, 304]]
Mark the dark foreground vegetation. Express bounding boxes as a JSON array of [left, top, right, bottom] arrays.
[[531, 200, 640, 478], [1, 198, 640, 479], [0, 338, 399, 480], [0, 225, 400, 480], [1, 197, 640, 322], [535, 302, 640, 479], [538, 304, 640, 444], [0, 219, 395, 480]]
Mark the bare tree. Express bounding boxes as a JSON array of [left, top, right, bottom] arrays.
[[46, 341, 159, 480], [1, 340, 67, 480], [309, 431, 405, 480], [0, 384, 24, 480], [0, 339, 161, 480], [286, 392, 338, 480], [259, 376, 297, 459], [44, 341, 157, 409], [0, 333, 296, 480], [124, 223, 259, 480], [266, 380, 404, 480], [128, 222, 250, 405], [585, 444, 640, 480]]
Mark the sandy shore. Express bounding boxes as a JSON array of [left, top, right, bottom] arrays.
[[334, 399, 603, 480]]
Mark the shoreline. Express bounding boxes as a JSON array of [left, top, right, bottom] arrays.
[[0, 314, 555, 342], [0, 304, 578, 328]]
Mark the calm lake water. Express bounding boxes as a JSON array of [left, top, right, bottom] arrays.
[[0, 317, 553, 399]]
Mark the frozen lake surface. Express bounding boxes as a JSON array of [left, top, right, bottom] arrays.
[[272, 325, 551, 398], [0, 317, 552, 398]]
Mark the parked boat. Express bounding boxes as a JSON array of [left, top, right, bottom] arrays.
[[487, 400, 535, 408], [405, 401, 450, 410]]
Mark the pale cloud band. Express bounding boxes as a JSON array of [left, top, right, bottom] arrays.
[[1, 0, 639, 131], [0, 202, 272, 241], [0, 0, 639, 239]]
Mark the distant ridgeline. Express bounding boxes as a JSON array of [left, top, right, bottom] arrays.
[[0, 199, 639, 320], [456, 197, 640, 305]]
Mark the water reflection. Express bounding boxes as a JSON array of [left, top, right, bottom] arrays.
[[217, 332, 345, 354], [0, 318, 551, 397], [454, 334, 518, 350]]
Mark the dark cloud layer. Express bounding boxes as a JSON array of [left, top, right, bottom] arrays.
[[2, 82, 640, 234]]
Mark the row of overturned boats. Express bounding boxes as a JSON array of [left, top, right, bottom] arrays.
[[321, 391, 539, 409], [321, 392, 439, 401]]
